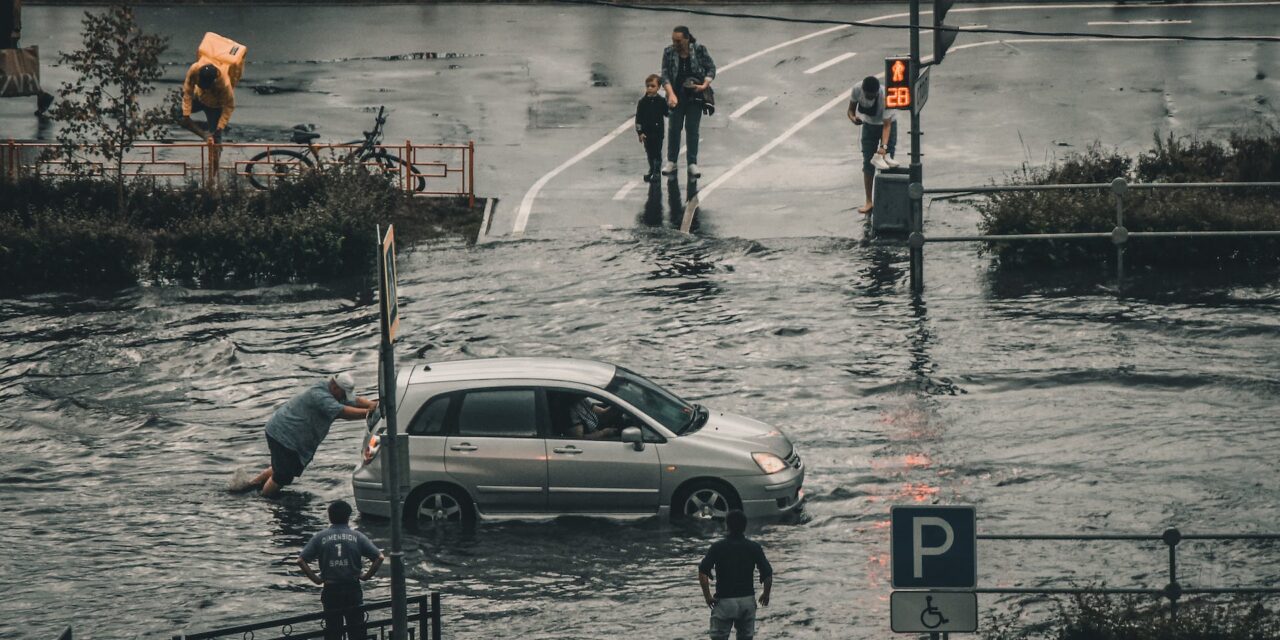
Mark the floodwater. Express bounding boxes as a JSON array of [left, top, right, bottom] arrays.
[[4, 229, 1279, 639], [3, 3, 1280, 639]]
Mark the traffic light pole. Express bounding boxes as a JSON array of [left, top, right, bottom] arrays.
[[909, 0, 925, 295]]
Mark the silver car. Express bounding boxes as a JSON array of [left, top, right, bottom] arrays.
[[352, 357, 805, 525]]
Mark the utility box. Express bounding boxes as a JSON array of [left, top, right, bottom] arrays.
[[872, 167, 911, 233]]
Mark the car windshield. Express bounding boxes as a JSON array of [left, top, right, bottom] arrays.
[[605, 368, 695, 434]]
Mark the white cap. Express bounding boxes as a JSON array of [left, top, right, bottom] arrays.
[[331, 372, 356, 399]]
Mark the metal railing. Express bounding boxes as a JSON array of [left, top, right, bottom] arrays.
[[904, 178, 1280, 293], [171, 592, 442, 640], [975, 528, 1280, 622], [2, 139, 476, 206]]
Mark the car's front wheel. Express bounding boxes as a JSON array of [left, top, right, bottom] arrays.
[[672, 480, 742, 522], [406, 485, 476, 531]]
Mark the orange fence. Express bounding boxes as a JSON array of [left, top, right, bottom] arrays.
[[2, 139, 476, 206]]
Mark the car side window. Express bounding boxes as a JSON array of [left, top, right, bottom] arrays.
[[407, 395, 451, 436], [456, 389, 538, 437]]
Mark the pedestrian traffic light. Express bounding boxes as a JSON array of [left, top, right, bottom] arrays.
[[933, 0, 959, 64], [884, 56, 912, 110]]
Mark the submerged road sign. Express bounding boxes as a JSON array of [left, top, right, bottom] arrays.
[[891, 505, 976, 588], [891, 591, 978, 633]]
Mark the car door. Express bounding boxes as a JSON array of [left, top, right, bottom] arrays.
[[444, 388, 548, 515], [544, 390, 661, 514], [403, 392, 452, 489]]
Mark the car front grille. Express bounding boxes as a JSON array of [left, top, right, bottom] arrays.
[[784, 448, 802, 470]]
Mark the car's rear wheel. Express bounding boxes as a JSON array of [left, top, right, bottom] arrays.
[[406, 485, 475, 531], [672, 480, 742, 522]]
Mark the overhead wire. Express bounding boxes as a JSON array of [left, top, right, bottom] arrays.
[[555, 0, 1280, 44]]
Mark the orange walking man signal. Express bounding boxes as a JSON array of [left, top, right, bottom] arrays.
[[884, 56, 912, 110]]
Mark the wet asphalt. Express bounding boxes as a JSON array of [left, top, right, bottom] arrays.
[[2, 3, 1277, 240]]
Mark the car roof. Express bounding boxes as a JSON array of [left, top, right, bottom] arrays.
[[407, 357, 617, 388]]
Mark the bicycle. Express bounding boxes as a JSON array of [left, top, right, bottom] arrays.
[[243, 106, 426, 191]]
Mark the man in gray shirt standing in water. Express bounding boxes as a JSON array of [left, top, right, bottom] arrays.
[[298, 500, 384, 640], [247, 373, 378, 497], [699, 510, 773, 640]]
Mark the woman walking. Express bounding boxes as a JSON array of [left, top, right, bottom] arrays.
[[660, 25, 716, 179]]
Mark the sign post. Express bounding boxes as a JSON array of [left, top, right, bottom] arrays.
[[377, 224, 408, 640], [891, 505, 978, 637]]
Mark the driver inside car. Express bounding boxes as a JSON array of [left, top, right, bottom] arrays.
[[565, 396, 624, 440]]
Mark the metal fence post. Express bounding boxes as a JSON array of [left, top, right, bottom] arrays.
[[468, 141, 476, 208], [1110, 178, 1128, 292], [1163, 528, 1182, 624], [431, 592, 442, 640]]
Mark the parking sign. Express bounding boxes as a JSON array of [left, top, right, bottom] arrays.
[[890, 505, 976, 588]]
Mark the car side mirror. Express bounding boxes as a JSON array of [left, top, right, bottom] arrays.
[[621, 427, 644, 451]]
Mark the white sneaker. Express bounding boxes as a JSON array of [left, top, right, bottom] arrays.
[[688, 164, 701, 178], [870, 154, 891, 171], [884, 155, 901, 168], [661, 161, 676, 175]]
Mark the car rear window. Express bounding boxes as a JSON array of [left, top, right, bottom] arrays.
[[408, 395, 451, 436], [456, 389, 538, 437]]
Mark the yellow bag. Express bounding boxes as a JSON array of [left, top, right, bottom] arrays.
[[197, 32, 247, 87]]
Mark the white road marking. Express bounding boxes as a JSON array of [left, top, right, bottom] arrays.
[[479, 197, 495, 241], [1088, 19, 1193, 25], [680, 35, 1192, 232], [730, 96, 769, 120], [804, 52, 858, 75], [513, 119, 634, 236], [515, 1, 1280, 236], [513, 25, 850, 235], [613, 179, 642, 201]]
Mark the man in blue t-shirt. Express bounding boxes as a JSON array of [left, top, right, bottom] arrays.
[[298, 500, 384, 640], [247, 372, 378, 497]]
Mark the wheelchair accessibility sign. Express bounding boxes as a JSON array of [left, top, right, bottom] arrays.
[[890, 591, 978, 633]]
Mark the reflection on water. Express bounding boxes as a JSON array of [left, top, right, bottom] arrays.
[[2, 233, 1279, 639]]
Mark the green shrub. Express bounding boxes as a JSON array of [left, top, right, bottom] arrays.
[[976, 131, 1280, 269], [0, 168, 480, 293], [983, 593, 1280, 640]]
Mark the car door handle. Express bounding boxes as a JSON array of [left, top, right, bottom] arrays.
[[552, 446, 583, 455], [450, 443, 478, 452]]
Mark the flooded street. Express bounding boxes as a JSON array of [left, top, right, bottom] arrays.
[[3, 2, 1280, 639], [4, 230, 1279, 638]]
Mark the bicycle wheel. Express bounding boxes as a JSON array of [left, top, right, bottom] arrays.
[[368, 151, 427, 193], [244, 149, 313, 190]]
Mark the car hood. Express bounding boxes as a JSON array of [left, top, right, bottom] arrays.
[[689, 410, 792, 456]]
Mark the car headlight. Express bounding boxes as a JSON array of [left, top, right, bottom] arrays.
[[752, 452, 787, 475], [362, 434, 381, 465]]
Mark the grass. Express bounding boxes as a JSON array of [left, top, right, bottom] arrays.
[[975, 130, 1280, 269], [0, 169, 482, 294], [983, 593, 1280, 640]]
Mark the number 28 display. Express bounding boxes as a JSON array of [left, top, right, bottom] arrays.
[[884, 57, 912, 110]]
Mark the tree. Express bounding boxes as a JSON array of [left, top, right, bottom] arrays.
[[44, 5, 180, 213]]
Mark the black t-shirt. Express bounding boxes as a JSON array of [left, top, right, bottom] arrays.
[[698, 534, 773, 598], [676, 56, 696, 100]]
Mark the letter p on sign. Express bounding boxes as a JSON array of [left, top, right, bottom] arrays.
[[912, 516, 954, 578], [891, 505, 976, 588]]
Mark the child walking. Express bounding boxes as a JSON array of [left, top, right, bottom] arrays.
[[635, 74, 669, 182]]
